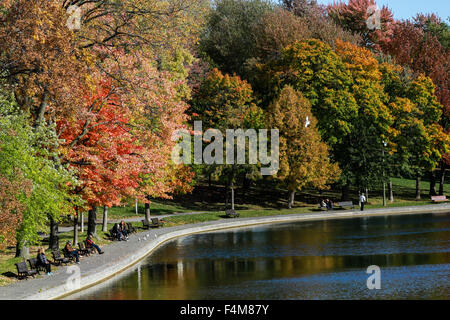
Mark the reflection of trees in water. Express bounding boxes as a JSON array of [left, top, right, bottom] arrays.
[[68, 213, 450, 299]]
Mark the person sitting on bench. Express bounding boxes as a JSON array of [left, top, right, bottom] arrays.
[[65, 240, 80, 263], [86, 234, 104, 254], [112, 223, 124, 241], [37, 248, 52, 275], [119, 221, 129, 240], [326, 199, 334, 210]]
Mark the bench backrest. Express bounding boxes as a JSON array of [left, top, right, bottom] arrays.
[[52, 250, 61, 258], [431, 195, 447, 200], [78, 242, 85, 250], [28, 258, 38, 270], [16, 262, 28, 273], [151, 218, 159, 224], [338, 201, 353, 206]]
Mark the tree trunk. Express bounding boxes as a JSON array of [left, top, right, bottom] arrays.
[[388, 181, 394, 202], [80, 212, 84, 233], [415, 176, 421, 200], [429, 170, 437, 196], [73, 212, 79, 245], [48, 215, 59, 251], [87, 206, 97, 238], [288, 190, 295, 209], [341, 184, 350, 201], [15, 228, 25, 257], [231, 181, 235, 210], [208, 172, 212, 188], [102, 205, 108, 232], [439, 162, 446, 195], [145, 202, 151, 224]]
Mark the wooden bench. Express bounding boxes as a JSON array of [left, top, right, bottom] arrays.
[[78, 242, 91, 256], [225, 209, 239, 218], [15, 261, 38, 279], [27, 258, 46, 274], [337, 201, 355, 209], [52, 250, 70, 266], [127, 223, 137, 234], [142, 218, 163, 229], [431, 195, 448, 202]]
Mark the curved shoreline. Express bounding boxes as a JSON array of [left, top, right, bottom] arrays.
[[1, 203, 450, 300]]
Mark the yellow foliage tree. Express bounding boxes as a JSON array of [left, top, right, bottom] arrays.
[[267, 86, 341, 208]]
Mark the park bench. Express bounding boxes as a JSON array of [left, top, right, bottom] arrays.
[[62, 247, 76, 262], [127, 223, 137, 234], [431, 195, 448, 202], [15, 261, 38, 279], [27, 258, 46, 274], [108, 227, 120, 241], [337, 201, 355, 209], [142, 218, 163, 229], [52, 249, 70, 266], [83, 240, 97, 254], [78, 242, 91, 256], [225, 209, 239, 218]]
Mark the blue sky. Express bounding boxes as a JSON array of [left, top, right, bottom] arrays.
[[316, 0, 450, 21]]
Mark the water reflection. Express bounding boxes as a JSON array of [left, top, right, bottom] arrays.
[[65, 213, 450, 300]]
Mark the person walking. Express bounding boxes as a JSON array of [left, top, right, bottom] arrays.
[[360, 193, 367, 211]]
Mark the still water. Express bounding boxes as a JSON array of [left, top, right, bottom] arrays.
[[65, 213, 450, 300]]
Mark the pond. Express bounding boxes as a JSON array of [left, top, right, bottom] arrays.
[[64, 212, 450, 300]]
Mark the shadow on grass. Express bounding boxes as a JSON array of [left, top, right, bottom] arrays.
[[2, 271, 17, 279]]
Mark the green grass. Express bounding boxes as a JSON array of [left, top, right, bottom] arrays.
[[108, 201, 193, 219]]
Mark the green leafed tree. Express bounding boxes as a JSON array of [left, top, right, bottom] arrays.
[[0, 91, 80, 254]]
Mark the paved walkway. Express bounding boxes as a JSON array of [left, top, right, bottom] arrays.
[[2, 203, 450, 300]]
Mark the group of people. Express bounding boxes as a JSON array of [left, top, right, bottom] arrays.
[[36, 233, 104, 276], [112, 220, 129, 241], [319, 198, 334, 210]]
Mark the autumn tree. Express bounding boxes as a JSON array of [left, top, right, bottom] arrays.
[[0, 0, 91, 127], [380, 63, 449, 198], [267, 86, 340, 208], [281, 0, 362, 48], [327, 0, 394, 50]]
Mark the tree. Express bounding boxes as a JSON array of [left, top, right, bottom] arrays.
[[380, 19, 449, 117], [190, 68, 263, 207], [199, 0, 274, 76], [282, 0, 362, 48], [267, 86, 340, 208], [380, 63, 449, 199], [327, 0, 394, 50], [0, 91, 78, 254], [0, 0, 91, 127]]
